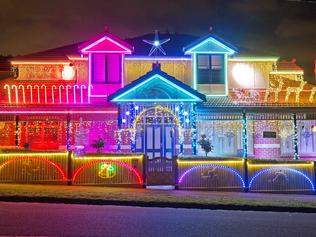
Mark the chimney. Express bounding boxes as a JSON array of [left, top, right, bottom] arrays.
[[152, 61, 161, 71]]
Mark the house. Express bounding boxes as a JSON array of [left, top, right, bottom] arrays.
[[1, 29, 316, 160]]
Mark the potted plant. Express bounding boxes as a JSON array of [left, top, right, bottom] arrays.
[[91, 138, 105, 153], [198, 134, 213, 157]]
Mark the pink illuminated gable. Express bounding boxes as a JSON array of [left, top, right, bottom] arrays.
[[79, 31, 133, 54]]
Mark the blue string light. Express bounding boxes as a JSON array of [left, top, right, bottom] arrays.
[[178, 163, 245, 188], [249, 167, 315, 191]]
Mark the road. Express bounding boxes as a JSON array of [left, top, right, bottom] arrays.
[[0, 202, 315, 237]]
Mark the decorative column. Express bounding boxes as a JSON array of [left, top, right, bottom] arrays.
[[15, 115, 20, 148], [129, 103, 136, 152], [242, 111, 248, 158], [66, 113, 71, 151], [292, 113, 299, 160], [117, 105, 122, 152], [179, 103, 184, 154], [66, 113, 72, 185], [190, 103, 197, 155]]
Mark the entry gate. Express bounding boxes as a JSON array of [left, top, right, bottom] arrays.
[[146, 157, 177, 185]]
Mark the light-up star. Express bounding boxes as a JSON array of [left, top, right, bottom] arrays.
[[143, 30, 170, 56]]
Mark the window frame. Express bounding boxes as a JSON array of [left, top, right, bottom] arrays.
[[92, 53, 122, 84]]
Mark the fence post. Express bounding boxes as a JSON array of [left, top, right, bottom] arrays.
[[174, 156, 179, 190], [314, 161, 316, 195], [244, 158, 249, 192], [142, 155, 146, 188], [67, 150, 73, 185]]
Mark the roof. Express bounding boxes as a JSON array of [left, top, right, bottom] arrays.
[[11, 31, 275, 62], [11, 43, 81, 62], [108, 65, 206, 102], [277, 59, 303, 71], [78, 30, 133, 54], [125, 32, 197, 57], [183, 32, 237, 54]]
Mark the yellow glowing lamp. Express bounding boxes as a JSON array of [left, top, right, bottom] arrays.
[[62, 65, 75, 80]]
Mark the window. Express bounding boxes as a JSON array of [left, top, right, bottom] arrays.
[[197, 54, 225, 84], [92, 54, 121, 84]]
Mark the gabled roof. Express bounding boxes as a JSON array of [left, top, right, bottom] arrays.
[[183, 32, 237, 55], [79, 31, 133, 54], [125, 32, 197, 57], [108, 66, 206, 102], [10, 31, 277, 62]]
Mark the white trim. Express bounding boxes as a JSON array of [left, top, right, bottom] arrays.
[[254, 144, 280, 149]]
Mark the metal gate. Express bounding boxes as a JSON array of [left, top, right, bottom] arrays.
[[146, 157, 177, 185]]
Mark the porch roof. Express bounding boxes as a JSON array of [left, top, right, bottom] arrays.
[[108, 66, 206, 103]]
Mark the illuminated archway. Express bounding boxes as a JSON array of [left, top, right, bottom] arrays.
[[178, 164, 245, 188], [0, 157, 67, 181], [131, 105, 181, 141], [133, 105, 180, 128], [249, 167, 315, 191], [72, 159, 143, 184]]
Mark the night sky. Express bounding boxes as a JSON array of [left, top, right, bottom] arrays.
[[0, 0, 315, 79]]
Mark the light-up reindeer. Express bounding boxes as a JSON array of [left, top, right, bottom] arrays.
[[285, 80, 307, 103], [264, 80, 284, 102], [309, 87, 316, 103]]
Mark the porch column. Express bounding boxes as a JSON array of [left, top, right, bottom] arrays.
[[117, 105, 122, 151], [66, 113, 71, 151], [190, 103, 197, 155], [292, 113, 299, 160], [129, 103, 136, 152], [242, 111, 248, 158], [15, 115, 20, 148], [179, 103, 184, 154]]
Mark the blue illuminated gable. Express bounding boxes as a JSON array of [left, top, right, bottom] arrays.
[[108, 67, 206, 102], [183, 33, 236, 55]]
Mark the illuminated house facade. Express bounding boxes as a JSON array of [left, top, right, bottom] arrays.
[[1, 29, 316, 160]]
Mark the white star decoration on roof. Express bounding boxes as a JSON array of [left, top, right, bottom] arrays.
[[143, 30, 170, 56]]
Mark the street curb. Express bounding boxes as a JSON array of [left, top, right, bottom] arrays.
[[1, 196, 316, 213]]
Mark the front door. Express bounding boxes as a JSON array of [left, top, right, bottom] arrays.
[[144, 125, 174, 159], [135, 108, 177, 185]]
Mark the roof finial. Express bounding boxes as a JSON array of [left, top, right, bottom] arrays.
[[209, 26, 213, 32], [104, 25, 109, 32]]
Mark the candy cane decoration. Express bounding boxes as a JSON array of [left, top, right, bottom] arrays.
[[4, 84, 11, 104], [59, 85, 64, 104], [88, 85, 93, 104], [18, 85, 25, 104], [52, 85, 57, 104], [41, 85, 47, 104], [80, 85, 86, 104], [66, 85, 71, 104], [34, 85, 40, 103], [73, 85, 79, 104], [11, 85, 19, 104], [27, 85, 33, 104]]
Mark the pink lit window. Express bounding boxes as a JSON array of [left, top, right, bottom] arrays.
[[92, 54, 121, 84]]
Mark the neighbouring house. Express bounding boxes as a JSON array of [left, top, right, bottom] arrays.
[[1, 29, 316, 160]]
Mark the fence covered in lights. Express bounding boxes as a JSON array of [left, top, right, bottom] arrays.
[[0, 151, 144, 186], [177, 157, 315, 193], [0, 150, 316, 193]]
